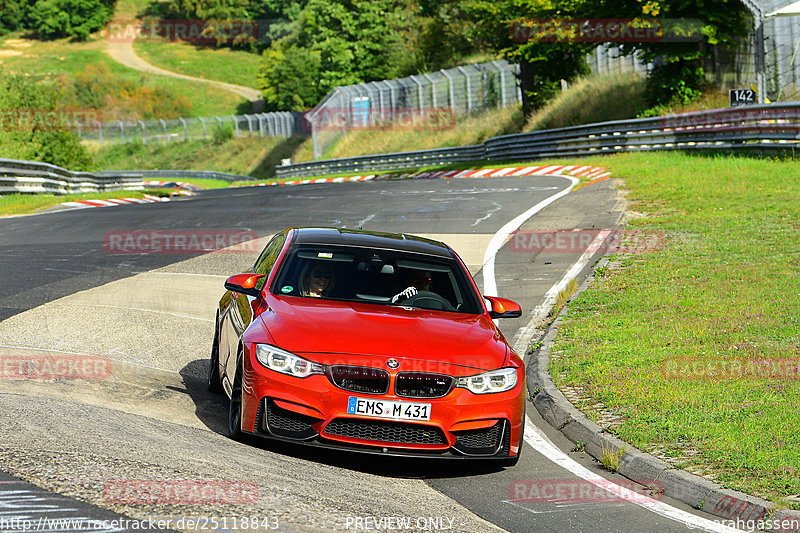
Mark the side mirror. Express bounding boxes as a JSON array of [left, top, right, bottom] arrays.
[[225, 273, 266, 297], [485, 295, 522, 319]]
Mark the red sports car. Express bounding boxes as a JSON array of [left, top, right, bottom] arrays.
[[209, 227, 526, 465]]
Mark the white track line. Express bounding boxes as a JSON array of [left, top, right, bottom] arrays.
[[484, 174, 742, 532]]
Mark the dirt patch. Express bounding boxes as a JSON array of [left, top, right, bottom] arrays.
[[0, 50, 23, 58]]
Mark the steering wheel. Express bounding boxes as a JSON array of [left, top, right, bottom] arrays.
[[401, 290, 455, 311]]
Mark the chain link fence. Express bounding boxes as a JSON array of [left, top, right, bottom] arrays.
[[307, 60, 522, 159], [77, 112, 305, 144]]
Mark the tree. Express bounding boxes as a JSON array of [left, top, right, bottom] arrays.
[[587, 0, 751, 107], [463, 0, 593, 117], [28, 0, 116, 40], [257, 0, 409, 111]]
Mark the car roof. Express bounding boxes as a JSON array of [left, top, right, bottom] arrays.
[[291, 227, 454, 258]]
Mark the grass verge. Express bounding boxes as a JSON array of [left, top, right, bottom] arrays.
[[0, 190, 166, 217], [549, 151, 800, 506], [133, 40, 261, 89]]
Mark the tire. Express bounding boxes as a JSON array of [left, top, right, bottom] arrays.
[[207, 315, 222, 393], [227, 356, 243, 440]]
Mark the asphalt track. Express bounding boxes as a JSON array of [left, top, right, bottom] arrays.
[[0, 175, 735, 532]]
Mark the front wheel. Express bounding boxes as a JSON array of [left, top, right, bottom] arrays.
[[227, 358, 243, 440]]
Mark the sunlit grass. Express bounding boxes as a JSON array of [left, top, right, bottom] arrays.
[[549, 151, 800, 505], [133, 40, 261, 89]]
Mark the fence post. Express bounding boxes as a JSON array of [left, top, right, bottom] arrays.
[[75, 120, 82, 139], [118, 121, 125, 143], [139, 120, 147, 144], [423, 73, 437, 109], [440, 69, 456, 113], [179, 118, 187, 141], [491, 61, 507, 108], [457, 66, 472, 113], [231, 115, 239, 137], [200, 117, 207, 140], [258, 114, 265, 137], [96, 121, 103, 144]]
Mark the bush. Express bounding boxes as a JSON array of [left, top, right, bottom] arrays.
[[0, 73, 91, 169]]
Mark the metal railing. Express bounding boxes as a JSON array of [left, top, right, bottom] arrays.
[[276, 103, 800, 179], [77, 112, 305, 145], [307, 60, 522, 160], [0, 158, 144, 194], [97, 170, 254, 182]]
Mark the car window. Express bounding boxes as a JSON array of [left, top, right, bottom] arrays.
[[272, 245, 483, 314], [252, 232, 286, 290]]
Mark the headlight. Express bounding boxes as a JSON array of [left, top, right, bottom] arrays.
[[455, 368, 518, 394], [255, 344, 324, 378]]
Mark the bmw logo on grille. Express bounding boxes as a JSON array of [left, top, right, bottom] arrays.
[[386, 359, 400, 369]]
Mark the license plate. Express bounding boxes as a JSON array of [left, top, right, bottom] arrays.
[[347, 397, 431, 421]]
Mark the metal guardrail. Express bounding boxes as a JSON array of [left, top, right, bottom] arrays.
[[97, 170, 255, 182], [0, 158, 144, 195], [276, 103, 800, 179]]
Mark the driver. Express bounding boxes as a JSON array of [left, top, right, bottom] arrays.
[[391, 270, 432, 303]]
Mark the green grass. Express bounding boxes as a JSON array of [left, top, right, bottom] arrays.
[[90, 135, 306, 179], [133, 40, 261, 89], [0, 35, 247, 117], [549, 151, 800, 505], [0, 190, 165, 216], [525, 72, 648, 131]]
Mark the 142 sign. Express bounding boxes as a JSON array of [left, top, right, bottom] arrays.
[[729, 89, 756, 107]]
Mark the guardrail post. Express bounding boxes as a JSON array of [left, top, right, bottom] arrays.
[[179, 118, 187, 141], [139, 120, 147, 145], [440, 69, 456, 113]]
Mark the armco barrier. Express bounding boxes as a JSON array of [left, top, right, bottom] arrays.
[[97, 170, 255, 182], [0, 158, 144, 195], [276, 103, 800, 179]]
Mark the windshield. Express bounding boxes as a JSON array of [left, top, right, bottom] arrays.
[[270, 245, 483, 314]]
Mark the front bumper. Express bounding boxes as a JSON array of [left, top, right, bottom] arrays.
[[239, 350, 525, 459]]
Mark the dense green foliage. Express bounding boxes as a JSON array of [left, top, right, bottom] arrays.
[[57, 63, 194, 120], [0, 0, 116, 40], [0, 73, 91, 169]]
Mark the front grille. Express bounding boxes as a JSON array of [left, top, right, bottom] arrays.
[[453, 421, 506, 455], [323, 418, 447, 445], [327, 366, 389, 394], [264, 399, 320, 439], [395, 372, 453, 398]]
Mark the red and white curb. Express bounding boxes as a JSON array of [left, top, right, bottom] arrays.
[[60, 194, 168, 209], [246, 165, 610, 187]]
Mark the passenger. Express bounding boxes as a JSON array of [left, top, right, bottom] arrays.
[[300, 262, 334, 298]]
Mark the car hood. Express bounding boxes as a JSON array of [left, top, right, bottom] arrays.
[[260, 296, 508, 372]]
